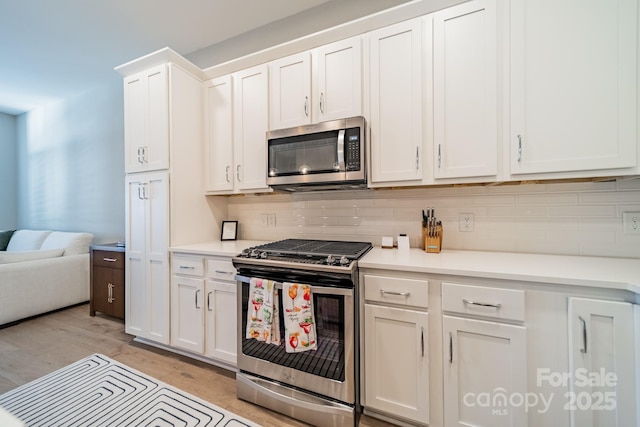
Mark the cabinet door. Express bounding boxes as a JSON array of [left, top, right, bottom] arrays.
[[125, 171, 169, 344], [125, 175, 148, 336], [269, 51, 312, 129], [171, 275, 205, 354], [92, 266, 113, 316], [123, 65, 169, 173], [144, 65, 170, 171], [204, 75, 234, 192], [433, 0, 498, 179], [443, 316, 527, 427], [369, 18, 424, 184], [316, 37, 362, 122], [146, 172, 170, 344], [234, 64, 270, 192], [205, 280, 238, 365], [364, 304, 429, 424], [509, 0, 637, 176], [124, 72, 146, 173], [568, 298, 636, 427]]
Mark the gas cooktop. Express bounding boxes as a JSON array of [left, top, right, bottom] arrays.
[[235, 239, 372, 268]]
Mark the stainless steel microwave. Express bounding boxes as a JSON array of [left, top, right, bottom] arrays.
[[266, 116, 366, 191]]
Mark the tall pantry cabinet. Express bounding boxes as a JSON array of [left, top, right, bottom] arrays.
[[116, 48, 217, 345]]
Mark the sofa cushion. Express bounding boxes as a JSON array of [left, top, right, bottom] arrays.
[[0, 230, 15, 250], [0, 248, 65, 264], [6, 230, 52, 251], [40, 232, 93, 256]]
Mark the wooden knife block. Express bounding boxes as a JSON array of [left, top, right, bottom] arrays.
[[423, 225, 443, 253]]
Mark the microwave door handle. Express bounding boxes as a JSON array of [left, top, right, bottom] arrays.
[[337, 129, 346, 171]]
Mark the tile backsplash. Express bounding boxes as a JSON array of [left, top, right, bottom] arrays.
[[227, 179, 640, 259]]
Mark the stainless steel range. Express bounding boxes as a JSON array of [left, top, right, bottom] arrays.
[[233, 239, 372, 427]]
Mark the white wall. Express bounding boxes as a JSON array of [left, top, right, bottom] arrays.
[[186, 0, 411, 68], [0, 112, 18, 229], [228, 179, 640, 259], [15, 79, 125, 244]]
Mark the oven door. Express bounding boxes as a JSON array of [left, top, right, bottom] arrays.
[[236, 274, 355, 405]]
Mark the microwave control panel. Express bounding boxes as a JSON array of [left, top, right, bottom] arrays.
[[344, 128, 361, 171]]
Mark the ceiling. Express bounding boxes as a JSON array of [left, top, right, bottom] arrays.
[[0, 0, 334, 115]]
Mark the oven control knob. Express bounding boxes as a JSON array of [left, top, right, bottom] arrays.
[[339, 256, 350, 266], [326, 255, 335, 265], [250, 249, 260, 258], [259, 251, 268, 259]]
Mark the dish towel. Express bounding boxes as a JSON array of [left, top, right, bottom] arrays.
[[245, 278, 280, 345], [282, 282, 317, 353]]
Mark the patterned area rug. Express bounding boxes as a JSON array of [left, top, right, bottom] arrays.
[[0, 353, 261, 426]]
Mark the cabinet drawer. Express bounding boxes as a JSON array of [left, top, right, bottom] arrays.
[[172, 255, 205, 277], [207, 258, 236, 281], [93, 250, 124, 269], [442, 283, 525, 322], [364, 275, 428, 309]]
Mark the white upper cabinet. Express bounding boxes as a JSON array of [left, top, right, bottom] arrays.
[[124, 64, 169, 173], [508, 0, 638, 177], [204, 65, 271, 195], [204, 75, 234, 193], [433, 0, 498, 180], [270, 52, 312, 129], [315, 37, 362, 122], [270, 36, 362, 130], [234, 64, 270, 192], [369, 18, 425, 185]]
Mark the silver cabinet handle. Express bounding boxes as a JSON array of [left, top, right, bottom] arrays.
[[416, 146, 419, 171], [304, 96, 309, 117], [236, 164, 241, 182], [225, 165, 230, 182], [137, 184, 143, 200], [320, 92, 324, 114], [517, 135, 522, 163], [195, 289, 201, 309], [380, 290, 411, 297], [449, 332, 453, 364], [103, 257, 117, 263], [438, 144, 442, 168], [179, 265, 195, 270], [214, 270, 234, 275], [137, 147, 144, 164], [107, 283, 115, 303], [421, 327, 425, 357], [207, 291, 213, 311], [579, 316, 587, 354], [463, 299, 502, 309]]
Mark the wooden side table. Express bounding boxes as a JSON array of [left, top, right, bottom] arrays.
[[90, 243, 125, 320]]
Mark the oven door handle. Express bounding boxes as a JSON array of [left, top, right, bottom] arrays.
[[237, 373, 353, 418], [236, 275, 353, 296]]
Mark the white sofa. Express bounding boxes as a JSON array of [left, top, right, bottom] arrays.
[[0, 229, 93, 326]]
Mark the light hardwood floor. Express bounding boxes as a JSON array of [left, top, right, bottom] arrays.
[[0, 303, 394, 427]]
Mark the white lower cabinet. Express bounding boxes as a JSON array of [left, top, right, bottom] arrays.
[[443, 316, 527, 427], [568, 298, 637, 427], [362, 274, 429, 425], [442, 283, 527, 427], [171, 274, 205, 353], [170, 253, 238, 367], [205, 279, 237, 364]]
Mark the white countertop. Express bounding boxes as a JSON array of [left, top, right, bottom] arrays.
[[170, 240, 269, 257], [359, 248, 640, 294]]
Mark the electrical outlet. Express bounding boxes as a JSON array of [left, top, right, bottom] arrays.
[[268, 214, 277, 228], [623, 212, 640, 235], [459, 213, 474, 232]]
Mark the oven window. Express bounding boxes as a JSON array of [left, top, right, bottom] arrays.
[[241, 284, 346, 382], [268, 131, 339, 176]]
